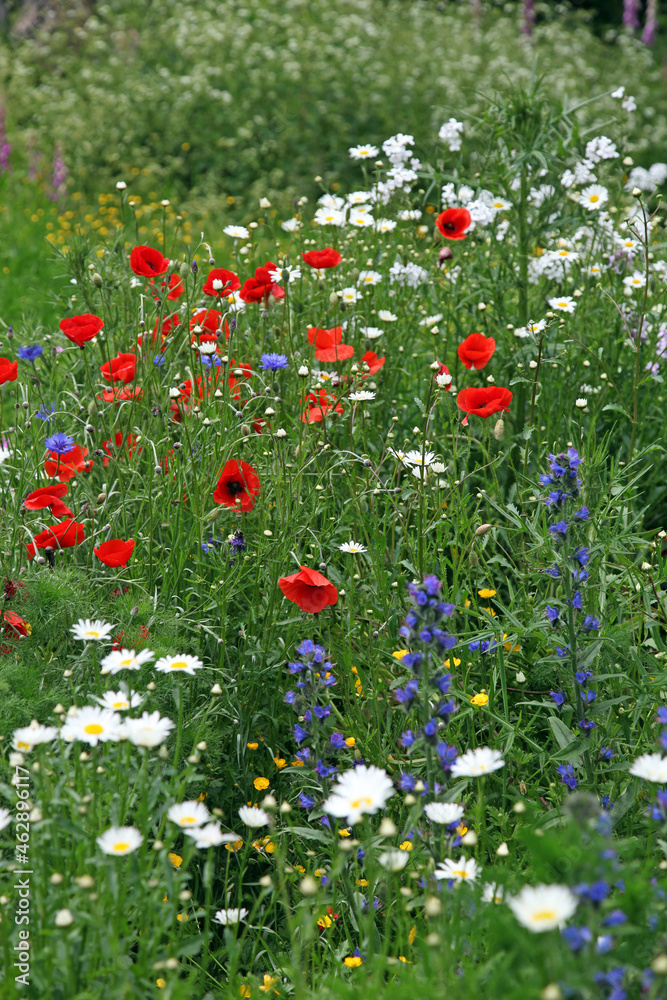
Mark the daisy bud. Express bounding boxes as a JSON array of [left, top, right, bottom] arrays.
[[651, 955, 667, 975], [262, 794, 277, 810], [75, 875, 95, 889], [187, 754, 199, 764], [513, 801, 526, 813], [259, 875, 273, 888], [632, 187, 642, 197], [424, 896, 442, 916], [404, 794, 417, 806], [55, 909, 74, 927], [496, 841, 509, 856], [379, 818, 397, 837], [541, 987, 562, 1000], [279, 801, 292, 814], [165, 958, 179, 970], [426, 933, 440, 946], [493, 418, 504, 440], [196, 741, 207, 751], [461, 830, 477, 846], [147, 681, 157, 691], [298, 365, 309, 377], [211, 683, 222, 694], [429, 360, 440, 371], [179, 890, 192, 901], [300, 876, 318, 896], [515, 671, 526, 683], [475, 523, 492, 536], [50, 873, 64, 885], [63, 669, 73, 678], [79, 752, 89, 762]]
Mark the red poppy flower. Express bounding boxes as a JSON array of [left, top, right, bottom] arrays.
[[361, 350, 385, 375], [212, 459, 261, 512], [239, 262, 285, 304], [130, 244, 169, 277], [302, 390, 344, 424], [59, 314, 104, 347], [94, 538, 135, 567], [307, 326, 354, 362], [458, 333, 496, 371], [0, 357, 18, 383], [44, 444, 93, 482], [434, 363, 452, 391], [435, 207, 471, 240], [2, 611, 31, 638], [149, 272, 184, 301], [278, 565, 338, 613], [98, 386, 144, 404], [190, 308, 227, 337], [202, 268, 240, 297], [100, 352, 136, 384], [456, 386, 512, 426], [24, 484, 73, 518], [301, 248, 342, 269], [26, 518, 86, 560], [102, 432, 140, 465]]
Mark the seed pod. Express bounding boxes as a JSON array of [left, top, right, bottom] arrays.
[[475, 523, 492, 536], [493, 418, 505, 440], [92, 272, 103, 288]]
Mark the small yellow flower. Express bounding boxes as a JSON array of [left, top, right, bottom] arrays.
[[356, 878, 369, 887], [259, 973, 278, 993], [156, 979, 166, 988], [392, 649, 408, 660], [314, 868, 326, 877], [240, 987, 252, 998], [478, 588, 496, 598], [445, 657, 462, 668], [344, 956, 363, 968], [399, 955, 412, 963], [470, 692, 489, 707], [399, 840, 413, 851], [168, 853, 182, 868], [338, 828, 351, 838], [225, 838, 244, 852], [345, 737, 356, 747], [482, 606, 497, 617], [294, 864, 306, 874], [273, 757, 287, 769], [502, 633, 522, 653], [317, 914, 332, 928], [247, 742, 259, 749], [464, 598, 471, 608], [409, 924, 417, 944], [351, 666, 359, 675], [254, 776, 270, 791], [456, 824, 468, 836], [291, 760, 304, 767], [177, 912, 188, 922]]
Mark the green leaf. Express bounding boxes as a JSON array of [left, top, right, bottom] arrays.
[[548, 716, 577, 751]]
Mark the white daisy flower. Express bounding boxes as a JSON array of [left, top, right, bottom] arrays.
[[347, 190, 373, 205], [338, 541, 367, 554], [225, 290, 246, 313], [378, 310, 397, 322], [314, 207, 345, 227], [547, 296, 576, 314], [402, 450, 435, 468], [96, 825, 143, 856], [490, 198, 512, 211], [375, 218, 397, 233], [123, 711, 174, 748], [95, 690, 144, 712], [61, 706, 122, 746], [579, 184, 608, 211], [435, 372, 452, 388], [435, 855, 480, 883], [507, 884, 578, 932], [397, 209, 422, 220], [629, 752, 667, 783], [214, 907, 248, 925], [349, 144, 379, 160], [70, 619, 114, 642], [349, 390, 376, 402], [323, 764, 394, 825], [154, 654, 204, 676], [238, 805, 270, 828], [223, 225, 249, 240], [340, 286, 360, 304], [419, 314, 443, 327], [12, 722, 58, 752], [184, 823, 235, 848], [575, 398, 588, 409], [100, 648, 155, 675], [450, 747, 505, 778], [0, 446, 12, 464], [358, 270, 382, 286], [623, 271, 646, 290], [348, 210, 374, 228], [379, 850, 409, 872], [281, 218, 302, 233], [168, 801, 211, 828], [360, 326, 384, 339], [482, 882, 504, 903], [424, 802, 465, 825], [198, 342, 218, 355]]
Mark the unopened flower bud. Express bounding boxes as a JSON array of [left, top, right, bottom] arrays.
[[438, 246, 453, 264], [241, 424, 251, 437], [468, 550, 479, 567], [329, 292, 339, 306], [493, 418, 504, 440], [180, 261, 190, 279], [475, 523, 492, 536], [299, 876, 318, 896]]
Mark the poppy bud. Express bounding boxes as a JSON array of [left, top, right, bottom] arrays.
[[88, 401, 98, 418], [92, 272, 103, 288], [475, 523, 492, 536], [438, 246, 454, 264], [329, 292, 339, 306], [241, 424, 251, 437], [179, 261, 190, 279], [319, 562, 327, 572], [493, 418, 505, 440], [85, 423, 94, 433], [96, 493, 106, 504], [130, 605, 139, 617], [469, 550, 479, 567]]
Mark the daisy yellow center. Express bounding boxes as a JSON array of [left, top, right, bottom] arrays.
[[112, 701, 128, 709], [558, 302, 567, 308], [533, 909, 557, 923], [120, 658, 134, 667], [453, 869, 470, 878], [17, 741, 30, 750], [113, 842, 130, 852], [85, 724, 104, 735], [589, 195, 599, 202], [85, 630, 100, 638], [351, 796, 373, 810], [180, 816, 196, 825], [170, 661, 189, 669]]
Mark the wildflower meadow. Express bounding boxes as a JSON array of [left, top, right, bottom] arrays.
[[3, 2, 667, 999]]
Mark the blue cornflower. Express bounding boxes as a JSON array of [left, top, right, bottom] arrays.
[[35, 403, 56, 422], [313, 704, 331, 719], [574, 546, 589, 565], [468, 640, 491, 654], [437, 602, 456, 617], [284, 691, 297, 705], [45, 432, 74, 455], [315, 759, 337, 778], [545, 605, 560, 623], [578, 719, 596, 733], [581, 689, 597, 703], [296, 639, 316, 656], [423, 574, 442, 596], [201, 354, 222, 368], [657, 707, 667, 725], [599, 746, 614, 760], [561, 925, 592, 951], [556, 763, 578, 790], [436, 632, 457, 650], [153, 354, 165, 366], [436, 699, 457, 718], [395, 679, 419, 705], [294, 723, 309, 744], [260, 353, 289, 371], [295, 747, 311, 761], [556, 645, 570, 657], [572, 568, 589, 582], [549, 520, 568, 536], [545, 489, 569, 506], [595, 935, 614, 955], [575, 669, 592, 685], [18, 345, 43, 362], [424, 719, 438, 738], [433, 673, 452, 694]]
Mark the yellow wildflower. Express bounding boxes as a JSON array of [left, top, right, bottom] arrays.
[[399, 840, 413, 851], [392, 649, 408, 660], [344, 956, 363, 968], [254, 776, 270, 791], [478, 588, 496, 598], [470, 692, 489, 707], [168, 853, 182, 868], [345, 737, 356, 747], [273, 757, 287, 769], [409, 924, 417, 944], [247, 742, 259, 749]]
